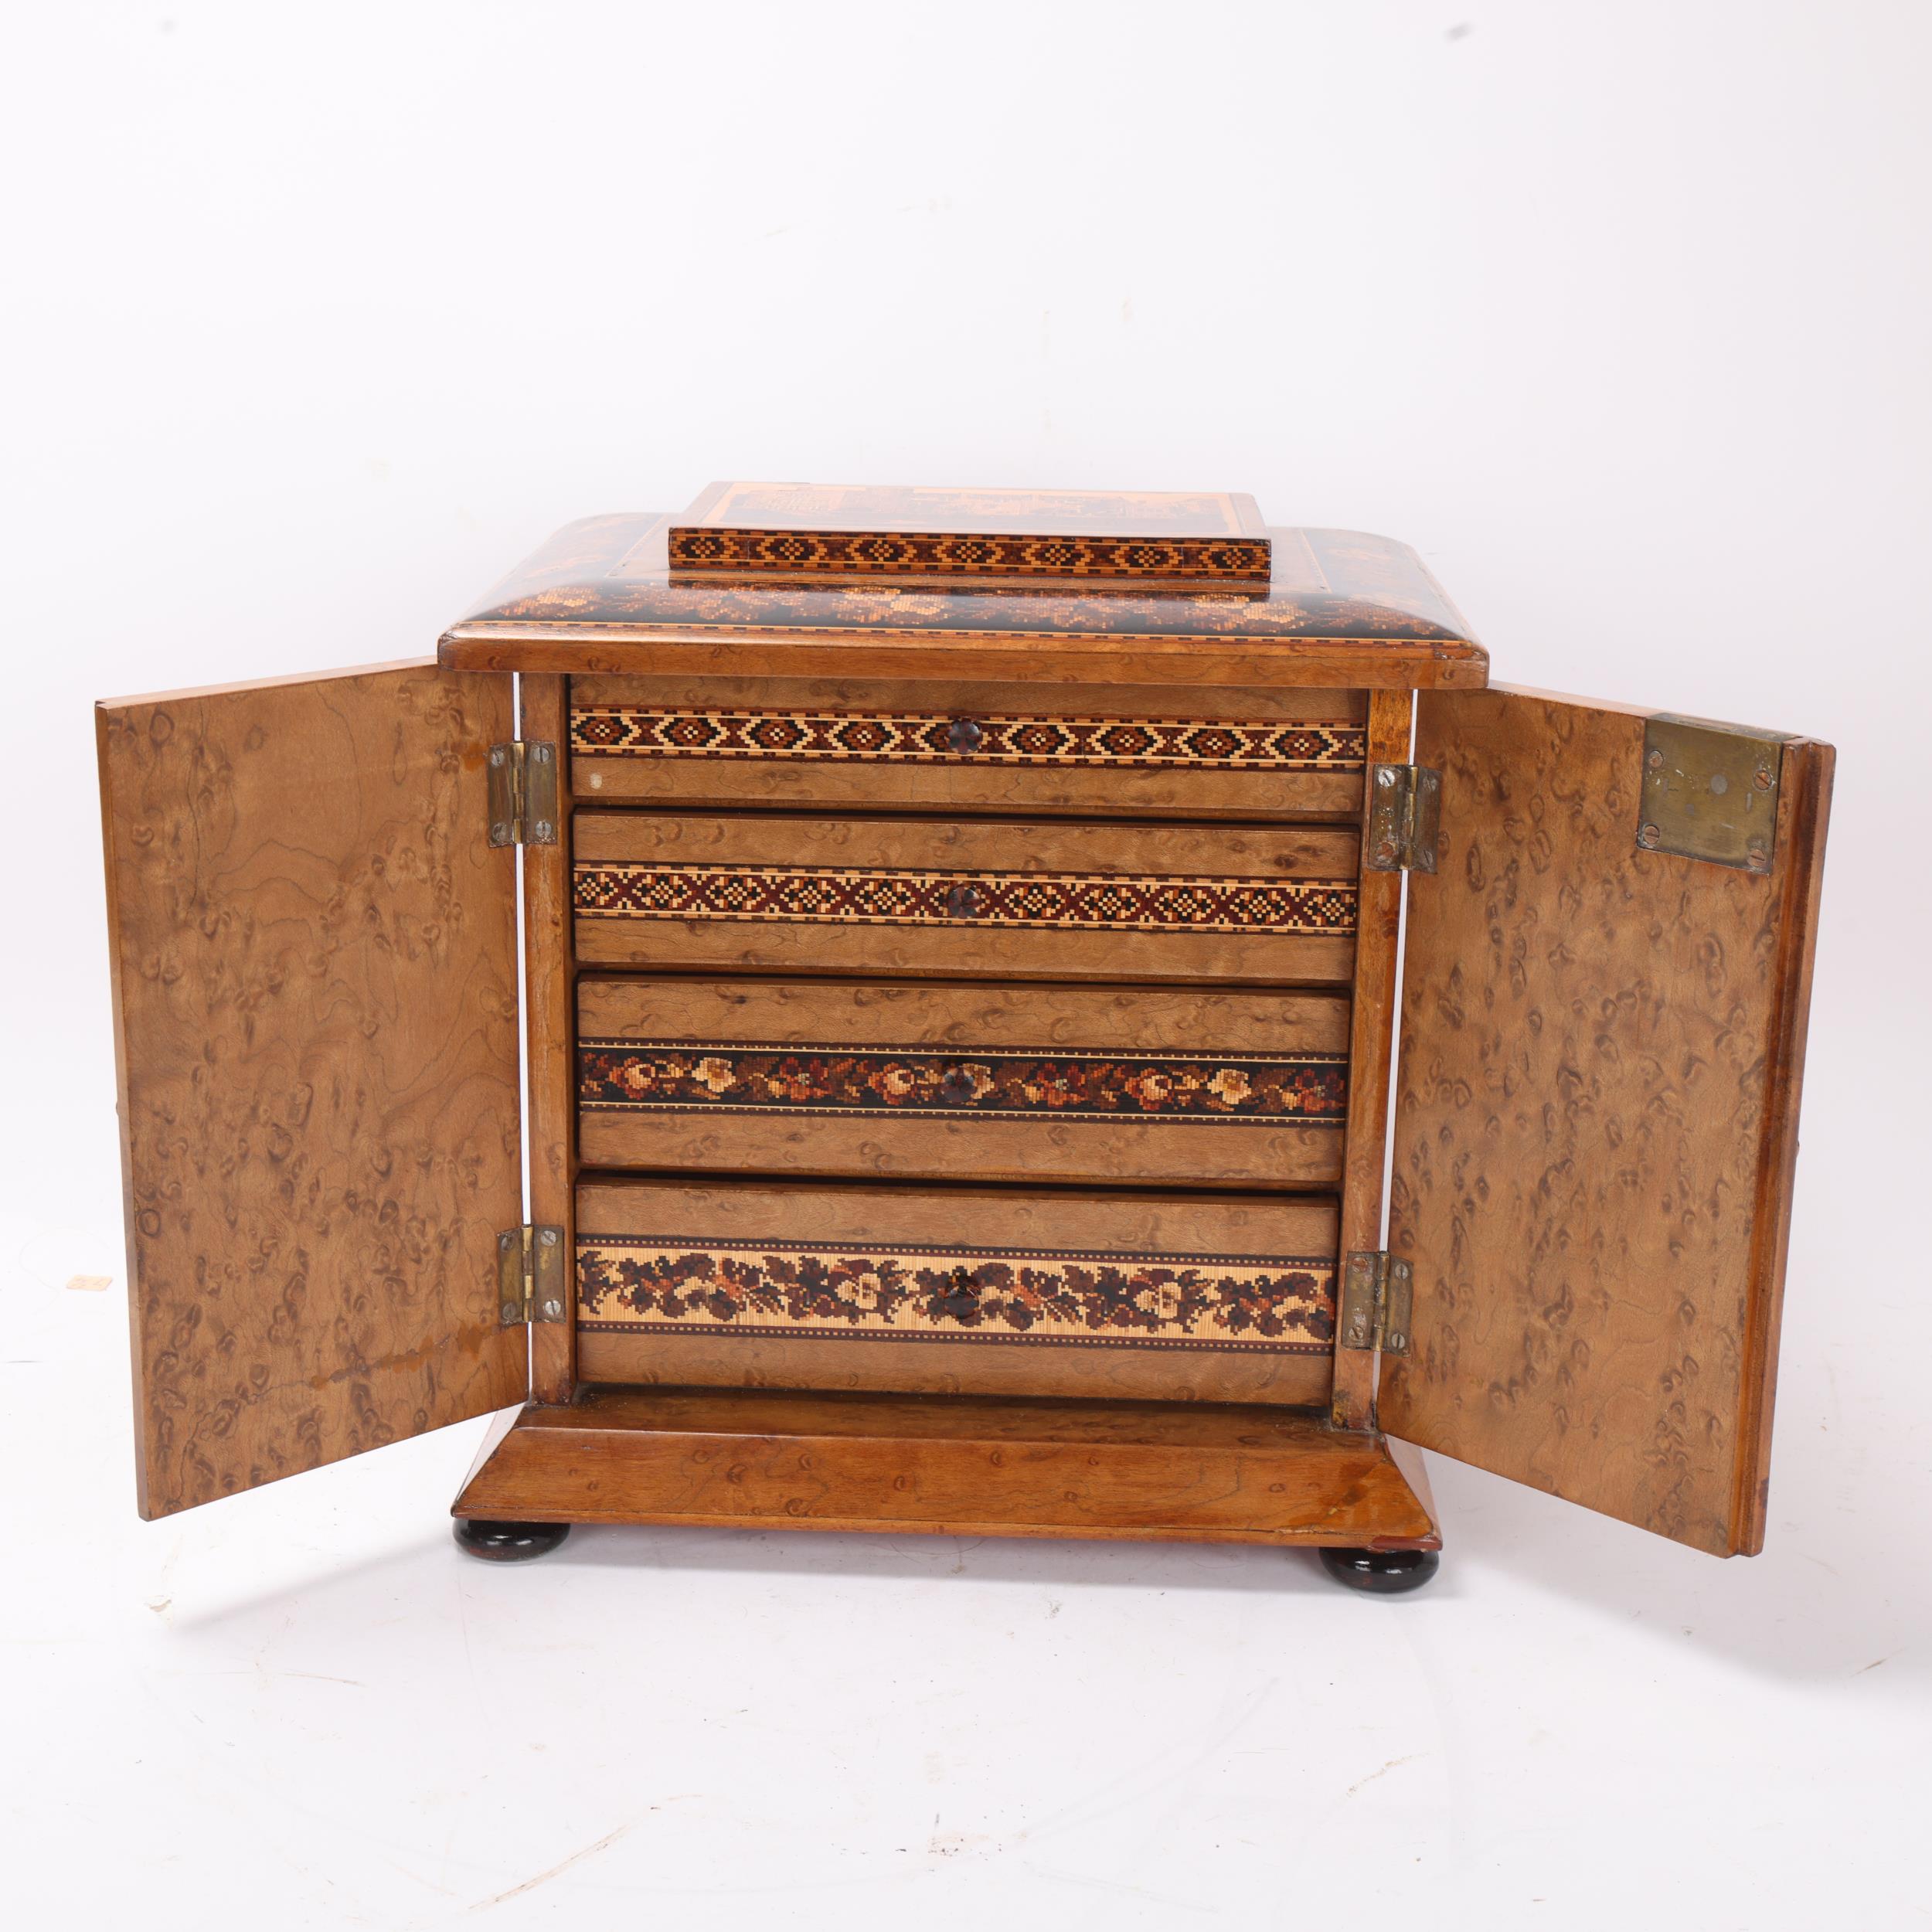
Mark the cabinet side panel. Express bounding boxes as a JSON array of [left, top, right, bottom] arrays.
[[1330, 688, 1410, 1428], [523, 675, 578, 1402], [1381, 687, 1832, 1555], [97, 662, 528, 1518]]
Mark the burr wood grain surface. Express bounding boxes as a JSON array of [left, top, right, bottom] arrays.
[[1379, 686, 1832, 1555], [97, 662, 528, 1517]]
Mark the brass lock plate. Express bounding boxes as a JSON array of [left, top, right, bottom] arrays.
[[1638, 715, 1789, 873]]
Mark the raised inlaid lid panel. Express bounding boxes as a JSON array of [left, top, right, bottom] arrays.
[[669, 481, 1271, 588]]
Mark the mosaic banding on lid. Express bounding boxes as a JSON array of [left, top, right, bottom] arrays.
[[667, 481, 1274, 590]]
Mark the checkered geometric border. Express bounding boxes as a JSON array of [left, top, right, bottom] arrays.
[[572, 863, 1359, 935], [577, 1041, 1350, 1125], [577, 1235, 1335, 1353], [668, 529, 1270, 582], [570, 704, 1365, 771]]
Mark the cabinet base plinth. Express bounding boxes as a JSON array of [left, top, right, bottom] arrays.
[[451, 1386, 1440, 1552]]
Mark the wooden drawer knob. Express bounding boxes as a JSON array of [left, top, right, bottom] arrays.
[[946, 717, 984, 754], [945, 882, 982, 919]]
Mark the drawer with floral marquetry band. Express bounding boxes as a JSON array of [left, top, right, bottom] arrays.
[[571, 1175, 1341, 1410], [576, 975, 1352, 1191]]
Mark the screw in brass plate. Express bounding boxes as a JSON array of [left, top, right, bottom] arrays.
[[1638, 823, 1662, 849], [1754, 764, 1774, 790], [1646, 748, 1664, 770]]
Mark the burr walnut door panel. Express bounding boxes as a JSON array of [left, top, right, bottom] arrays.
[[575, 1176, 1339, 1409], [577, 975, 1351, 1188], [573, 812, 1359, 985], [97, 662, 528, 1519], [570, 674, 1369, 822], [1380, 687, 1833, 1557]]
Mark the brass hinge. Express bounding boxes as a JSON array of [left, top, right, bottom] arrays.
[[1338, 1251, 1413, 1356], [1365, 764, 1441, 872], [486, 741, 560, 848], [497, 1225, 566, 1328]]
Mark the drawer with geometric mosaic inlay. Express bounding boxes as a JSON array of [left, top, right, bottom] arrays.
[[573, 811, 1360, 985], [573, 1175, 1340, 1409], [569, 674, 1369, 821], [577, 975, 1351, 1188]]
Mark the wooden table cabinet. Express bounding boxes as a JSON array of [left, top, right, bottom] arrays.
[[94, 495, 1833, 1589]]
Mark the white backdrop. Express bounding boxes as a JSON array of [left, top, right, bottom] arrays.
[[3, 5, 1928, 1927]]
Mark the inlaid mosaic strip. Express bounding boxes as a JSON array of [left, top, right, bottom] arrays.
[[577, 1236, 1336, 1353], [668, 529, 1271, 582], [573, 863, 1359, 935], [570, 705, 1366, 771], [578, 1042, 1349, 1126]]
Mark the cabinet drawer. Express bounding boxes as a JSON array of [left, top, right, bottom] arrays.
[[575, 1176, 1338, 1408], [578, 976, 1349, 1188], [570, 674, 1367, 821], [573, 813, 1359, 985]]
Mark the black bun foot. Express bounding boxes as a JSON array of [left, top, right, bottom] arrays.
[[453, 1518, 572, 1562], [1318, 1546, 1440, 1594]]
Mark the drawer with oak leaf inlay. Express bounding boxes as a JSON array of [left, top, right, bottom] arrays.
[[577, 976, 1351, 1189]]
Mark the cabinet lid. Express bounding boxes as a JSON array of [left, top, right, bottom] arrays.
[[439, 512, 1487, 691]]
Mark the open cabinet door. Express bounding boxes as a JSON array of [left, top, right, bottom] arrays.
[[98, 662, 527, 1519], [1380, 687, 1832, 1555]]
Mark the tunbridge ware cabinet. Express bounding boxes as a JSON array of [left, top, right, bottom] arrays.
[[94, 487, 1833, 1590]]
